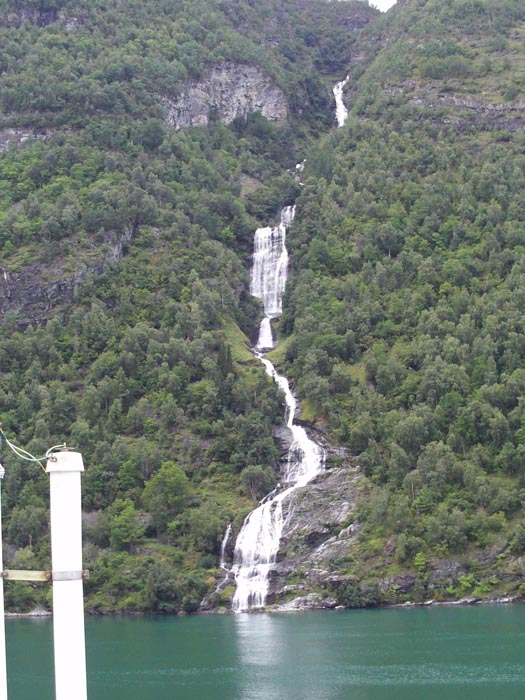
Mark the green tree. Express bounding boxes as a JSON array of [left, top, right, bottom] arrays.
[[7, 501, 48, 549], [109, 499, 145, 551], [142, 461, 191, 535], [241, 464, 276, 500]]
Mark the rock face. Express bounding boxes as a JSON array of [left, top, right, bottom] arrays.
[[2, 6, 59, 28], [0, 228, 133, 326], [1, 7, 81, 30], [385, 82, 525, 133], [0, 128, 51, 153], [261, 432, 364, 609], [162, 63, 288, 130]]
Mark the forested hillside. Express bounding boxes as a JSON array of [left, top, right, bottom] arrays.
[[0, 0, 377, 612], [280, 0, 525, 604], [2, 0, 525, 614]]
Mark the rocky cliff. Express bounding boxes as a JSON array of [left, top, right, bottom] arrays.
[[0, 227, 132, 326], [384, 81, 525, 133], [270, 451, 364, 611], [2, 6, 59, 27], [205, 427, 365, 613], [162, 63, 288, 130], [0, 128, 51, 153]]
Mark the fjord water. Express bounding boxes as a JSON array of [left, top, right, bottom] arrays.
[[6, 606, 525, 699]]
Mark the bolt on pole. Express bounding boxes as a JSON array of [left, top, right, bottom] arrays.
[[46, 451, 87, 700]]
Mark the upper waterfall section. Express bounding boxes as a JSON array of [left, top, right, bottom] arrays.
[[333, 76, 349, 128], [251, 206, 295, 350]]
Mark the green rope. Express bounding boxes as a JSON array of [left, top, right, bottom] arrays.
[[0, 425, 47, 474]]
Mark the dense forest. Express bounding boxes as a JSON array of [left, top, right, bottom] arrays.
[[1, 0, 525, 612], [280, 0, 525, 604]]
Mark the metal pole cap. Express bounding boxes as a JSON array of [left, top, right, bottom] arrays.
[[46, 451, 85, 474]]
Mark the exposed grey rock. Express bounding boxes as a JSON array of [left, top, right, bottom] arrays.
[[473, 544, 507, 565], [5, 606, 52, 618], [2, 7, 58, 27], [274, 424, 294, 454], [82, 512, 100, 528], [399, 595, 522, 608], [0, 128, 51, 153], [386, 81, 525, 113], [1, 7, 81, 29], [162, 63, 288, 130], [428, 559, 466, 588], [276, 592, 338, 611], [239, 173, 264, 198], [385, 82, 525, 132], [58, 12, 81, 32], [422, 94, 525, 112], [267, 459, 364, 607], [0, 227, 133, 326], [379, 573, 417, 595]]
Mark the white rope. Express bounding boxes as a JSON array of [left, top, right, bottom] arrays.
[[45, 443, 67, 459]]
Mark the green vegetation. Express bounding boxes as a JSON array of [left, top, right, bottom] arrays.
[[2, 0, 525, 612], [0, 0, 378, 612]]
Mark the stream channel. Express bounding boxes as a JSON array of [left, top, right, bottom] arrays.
[[228, 75, 350, 611]]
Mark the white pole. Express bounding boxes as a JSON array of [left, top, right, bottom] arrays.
[[46, 451, 87, 700], [0, 464, 8, 700]]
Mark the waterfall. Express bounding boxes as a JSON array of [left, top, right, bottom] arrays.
[[333, 75, 349, 128], [231, 207, 325, 612], [219, 522, 232, 571], [250, 205, 293, 350], [229, 76, 348, 611]]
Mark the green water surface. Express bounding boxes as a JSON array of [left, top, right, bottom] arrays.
[[6, 605, 525, 699]]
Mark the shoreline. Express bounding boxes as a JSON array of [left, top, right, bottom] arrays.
[[5, 607, 52, 619], [267, 593, 524, 614], [391, 594, 523, 608], [6, 593, 523, 619]]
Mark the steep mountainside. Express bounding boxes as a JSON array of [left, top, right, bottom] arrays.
[[0, 0, 377, 613], [2, 0, 525, 614], [277, 0, 525, 606]]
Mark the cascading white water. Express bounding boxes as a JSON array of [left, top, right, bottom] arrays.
[[219, 522, 232, 571], [231, 207, 325, 612], [229, 76, 349, 611], [250, 205, 294, 350], [333, 75, 349, 128]]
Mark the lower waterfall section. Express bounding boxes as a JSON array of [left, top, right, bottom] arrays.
[[231, 356, 325, 612]]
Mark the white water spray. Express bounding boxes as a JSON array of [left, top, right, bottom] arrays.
[[219, 522, 232, 571], [333, 75, 349, 128], [250, 205, 294, 350]]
